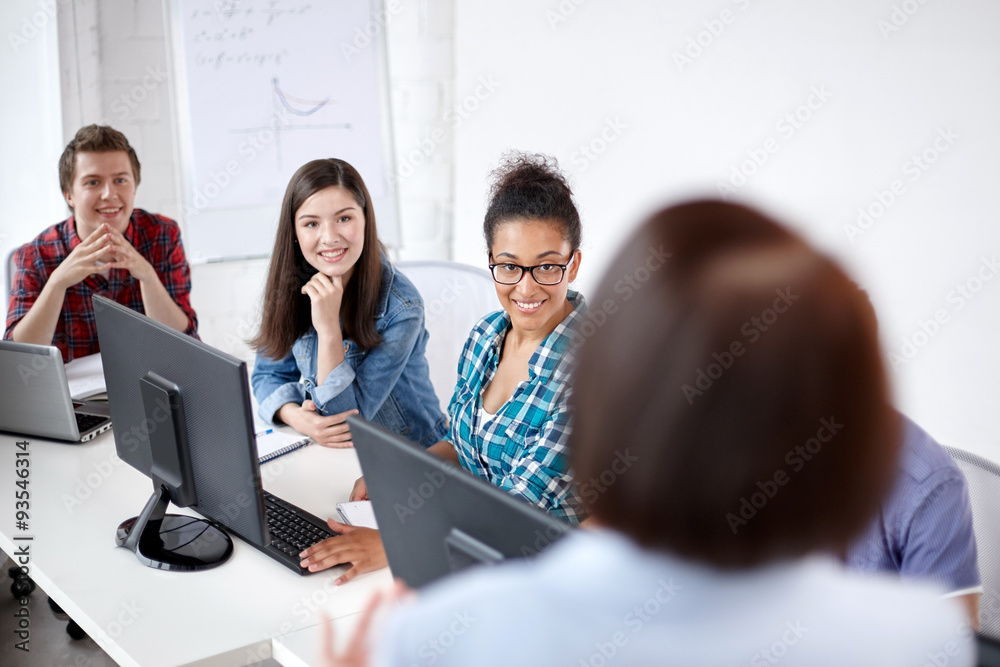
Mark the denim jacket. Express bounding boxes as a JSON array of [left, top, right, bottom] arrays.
[[251, 257, 448, 447]]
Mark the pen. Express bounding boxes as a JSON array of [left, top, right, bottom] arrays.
[[256, 429, 273, 437]]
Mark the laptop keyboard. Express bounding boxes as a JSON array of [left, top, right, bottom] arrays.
[[262, 491, 338, 572], [75, 412, 107, 433]]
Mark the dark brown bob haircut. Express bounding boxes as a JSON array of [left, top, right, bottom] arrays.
[[570, 200, 900, 569], [251, 158, 384, 359], [59, 124, 142, 196]]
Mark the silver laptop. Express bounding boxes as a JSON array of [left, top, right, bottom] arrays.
[[0, 341, 112, 442]]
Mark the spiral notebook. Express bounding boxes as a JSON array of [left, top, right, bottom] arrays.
[[256, 429, 311, 463]]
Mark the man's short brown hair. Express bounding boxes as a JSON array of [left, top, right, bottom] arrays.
[[570, 200, 900, 569], [58, 124, 142, 194]]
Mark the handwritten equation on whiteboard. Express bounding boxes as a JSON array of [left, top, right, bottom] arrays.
[[177, 0, 385, 213]]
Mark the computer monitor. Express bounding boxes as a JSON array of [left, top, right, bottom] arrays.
[[94, 295, 268, 571], [348, 415, 573, 588]]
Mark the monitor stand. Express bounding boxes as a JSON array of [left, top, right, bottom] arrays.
[[115, 371, 233, 571], [116, 485, 233, 571]]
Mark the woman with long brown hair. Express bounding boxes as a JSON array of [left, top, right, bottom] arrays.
[[250, 158, 446, 449]]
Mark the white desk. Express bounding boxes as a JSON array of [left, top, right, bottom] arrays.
[[0, 429, 391, 667]]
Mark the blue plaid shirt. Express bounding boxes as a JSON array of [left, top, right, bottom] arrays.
[[448, 292, 586, 524]]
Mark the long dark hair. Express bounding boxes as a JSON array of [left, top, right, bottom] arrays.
[[251, 159, 384, 358], [571, 200, 899, 568]]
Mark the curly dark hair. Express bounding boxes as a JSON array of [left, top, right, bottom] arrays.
[[483, 152, 581, 251]]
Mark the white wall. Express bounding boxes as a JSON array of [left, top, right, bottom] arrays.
[[453, 0, 1000, 461], [18, 0, 456, 364], [0, 0, 66, 308]]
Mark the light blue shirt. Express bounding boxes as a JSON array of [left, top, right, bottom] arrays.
[[373, 529, 971, 666], [847, 414, 981, 594], [251, 257, 447, 447]]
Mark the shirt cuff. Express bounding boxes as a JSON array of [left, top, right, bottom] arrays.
[[258, 382, 306, 425], [308, 360, 357, 414]]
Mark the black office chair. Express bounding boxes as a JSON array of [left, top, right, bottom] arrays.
[[979, 633, 1000, 666], [946, 446, 1000, 641]]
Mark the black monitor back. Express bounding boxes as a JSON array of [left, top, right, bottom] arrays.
[[349, 415, 572, 588], [94, 295, 267, 545]]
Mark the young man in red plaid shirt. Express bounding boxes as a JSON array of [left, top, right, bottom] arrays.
[[5, 125, 198, 361]]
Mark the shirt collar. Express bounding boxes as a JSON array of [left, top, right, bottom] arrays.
[[485, 290, 588, 382]]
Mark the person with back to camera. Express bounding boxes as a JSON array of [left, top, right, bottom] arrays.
[[320, 200, 973, 666], [6, 124, 198, 360], [297, 152, 588, 581]]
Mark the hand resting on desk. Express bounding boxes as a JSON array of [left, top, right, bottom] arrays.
[[299, 518, 388, 584], [278, 400, 358, 448]]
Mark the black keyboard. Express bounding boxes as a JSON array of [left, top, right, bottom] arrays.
[[75, 412, 108, 433], [262, 491, 339, 575]]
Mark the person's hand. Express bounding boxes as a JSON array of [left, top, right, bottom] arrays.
[[302, 272, 345, 339], [300, 519, 387, 583], [280, 400, 358, 447], [349, 476, 368, 501], [48, 223, 117, 289], [318, 593, 381, 667], [318, 582, 414, 667], [102, 225, 156, 283]]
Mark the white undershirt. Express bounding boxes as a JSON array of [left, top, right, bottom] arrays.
[[476, 403, 496, 440]]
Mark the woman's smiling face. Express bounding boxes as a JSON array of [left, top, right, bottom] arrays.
[[489, 217, 581, 338], [294, 185, 365, 283]]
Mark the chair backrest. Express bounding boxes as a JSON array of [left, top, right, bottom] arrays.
[[6, 246, 18, 298], [946, 446, 1000, 640], [396, 260, 499, 414]]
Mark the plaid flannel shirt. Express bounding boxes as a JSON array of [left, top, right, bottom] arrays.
[[5, 209, 198, 362], [448, 291, 587, 524]]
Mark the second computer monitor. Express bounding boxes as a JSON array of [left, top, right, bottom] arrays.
[[349, 416, 573, 589]]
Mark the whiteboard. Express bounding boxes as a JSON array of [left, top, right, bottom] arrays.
[[166, 0, 398, 262]]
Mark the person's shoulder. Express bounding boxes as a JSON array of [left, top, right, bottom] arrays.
[[383, 259, 424, 309], [896, 413, 966, 487], [770, 557, 971, 662], [24, 218, 70, 248], [132, 209, 180, 233]]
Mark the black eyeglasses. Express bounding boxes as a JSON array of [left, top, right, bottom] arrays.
[[488, 257, 573, 285]]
